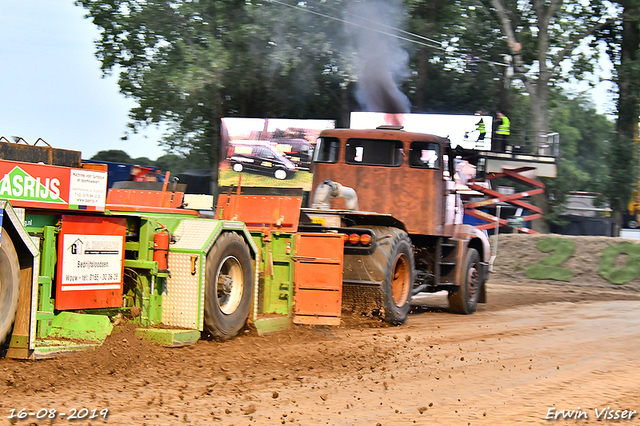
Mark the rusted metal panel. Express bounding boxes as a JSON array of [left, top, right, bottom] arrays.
[[0, 139, 81, 167], [312, 128, 448, 236]]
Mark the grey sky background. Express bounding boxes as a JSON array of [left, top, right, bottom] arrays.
[[0, 2, 616, 163], [0, 1, 165, 161]]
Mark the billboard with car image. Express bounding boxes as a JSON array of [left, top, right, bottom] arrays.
[[220, 118, 335, 190]]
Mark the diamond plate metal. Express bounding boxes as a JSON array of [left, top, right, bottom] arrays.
[[162, 252, 204, 329], [171, 220, 222, 250]]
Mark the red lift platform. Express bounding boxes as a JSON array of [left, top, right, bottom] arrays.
[[463, 151, 558, 234]]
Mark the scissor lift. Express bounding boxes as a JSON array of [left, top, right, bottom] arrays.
[[463, 151, 558, 234]]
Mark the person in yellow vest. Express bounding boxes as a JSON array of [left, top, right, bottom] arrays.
[[495, 111, 511, 152], [475, 111, 486, 142]]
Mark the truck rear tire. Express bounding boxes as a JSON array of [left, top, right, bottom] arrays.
[[448, 248, 482, 314], [368, 226, 414, 325], [0, 228, 21, 347], [204, 232, 254, 341]]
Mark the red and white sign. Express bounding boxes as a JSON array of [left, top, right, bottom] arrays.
[[0, 159, 107, 211], [56, 215, 126, 310]]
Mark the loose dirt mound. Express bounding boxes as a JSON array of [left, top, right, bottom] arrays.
[[492, 234, 640, 291]]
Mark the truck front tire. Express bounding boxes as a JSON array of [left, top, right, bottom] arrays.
[[448, 248, 483, 314], [0, 228, 20, 348], [204, 232, 254, 341], [370, 226, 414, 325]]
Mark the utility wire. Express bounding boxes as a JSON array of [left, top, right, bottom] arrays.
[[267, 0, 510, 67], [267, 0, 444, 51]]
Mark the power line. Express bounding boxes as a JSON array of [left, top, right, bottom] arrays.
[[267, 0, 510, 67], [267, 0, 445, 51]]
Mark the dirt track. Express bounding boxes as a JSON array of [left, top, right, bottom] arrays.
[[2, 277, 640, 425]]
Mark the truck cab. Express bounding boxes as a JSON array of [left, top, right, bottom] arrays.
[[302, 126, 490, 323]]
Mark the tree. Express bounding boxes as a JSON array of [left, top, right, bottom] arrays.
[[131, 156, 155, 166], [155, 153, 192, 176], [404, 0, 505, 115], [600, 1, 640, 225], [544, 94, 614, 222], [481, 0, 615, 137], [76, 0, 360, 186], [90, 149, 133, 163]]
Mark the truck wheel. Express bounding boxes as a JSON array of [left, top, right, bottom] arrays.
[[448, 248, 482, 314], [374, 227, 414, 325], [204, 232, 253, 341], [233, 163, 244, 173], [629, 220, 639, 229], [0, 228, 21, 347], [274, 169, 287, 180]]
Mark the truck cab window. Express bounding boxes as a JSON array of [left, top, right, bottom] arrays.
[[314, 137, 340, 163], [409, 142, 440, 169], [345, 139, 403, 166]]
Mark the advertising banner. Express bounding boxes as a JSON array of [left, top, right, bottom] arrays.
[[220, 118, 335, 191], [350, 112, 494, 151], [56, 215, 126, 310], [0, 159, 107, 211]]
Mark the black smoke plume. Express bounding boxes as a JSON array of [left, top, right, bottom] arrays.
[[345, 0, 411, 114]]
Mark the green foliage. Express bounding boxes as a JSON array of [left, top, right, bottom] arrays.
[[598, 241, 640, 284], [154, 154, 190, 176], [404, 0, 504, 114], [537, 92, 614, 223], [90, 149, 133, 163], [77, 0, 360, 163], [526, 237, 576, 282], [597, 1, 640, 217], [131, 157, 155, 167]]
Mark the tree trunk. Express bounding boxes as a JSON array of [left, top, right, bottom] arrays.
[[609, 2, 640, 226]]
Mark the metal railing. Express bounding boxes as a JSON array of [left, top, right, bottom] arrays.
[[497, 130, 559, 157]]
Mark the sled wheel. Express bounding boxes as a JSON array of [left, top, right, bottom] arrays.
[[204, 232, 253, 340], [0, 228, 20, 347], [233, 163, 244, 173], [448, 248, 482, 314], [274, 169, 287, 180]]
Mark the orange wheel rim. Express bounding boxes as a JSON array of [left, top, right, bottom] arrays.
[[391, 253, 411, 307]]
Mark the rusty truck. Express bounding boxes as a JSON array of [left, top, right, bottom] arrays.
[[304, 125, 489, 321], [218, 125, 490, 326]]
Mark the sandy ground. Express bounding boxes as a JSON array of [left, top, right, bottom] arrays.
[[2, 233, 640, 425], [2, 276, 640, 426]]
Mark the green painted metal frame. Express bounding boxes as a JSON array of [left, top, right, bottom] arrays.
[[37, 226, 57, 337], [250, 232, 296, 334], [6, 204, 263, 356]]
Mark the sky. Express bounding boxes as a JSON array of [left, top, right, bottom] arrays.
[[0, 1, 166, 161]]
